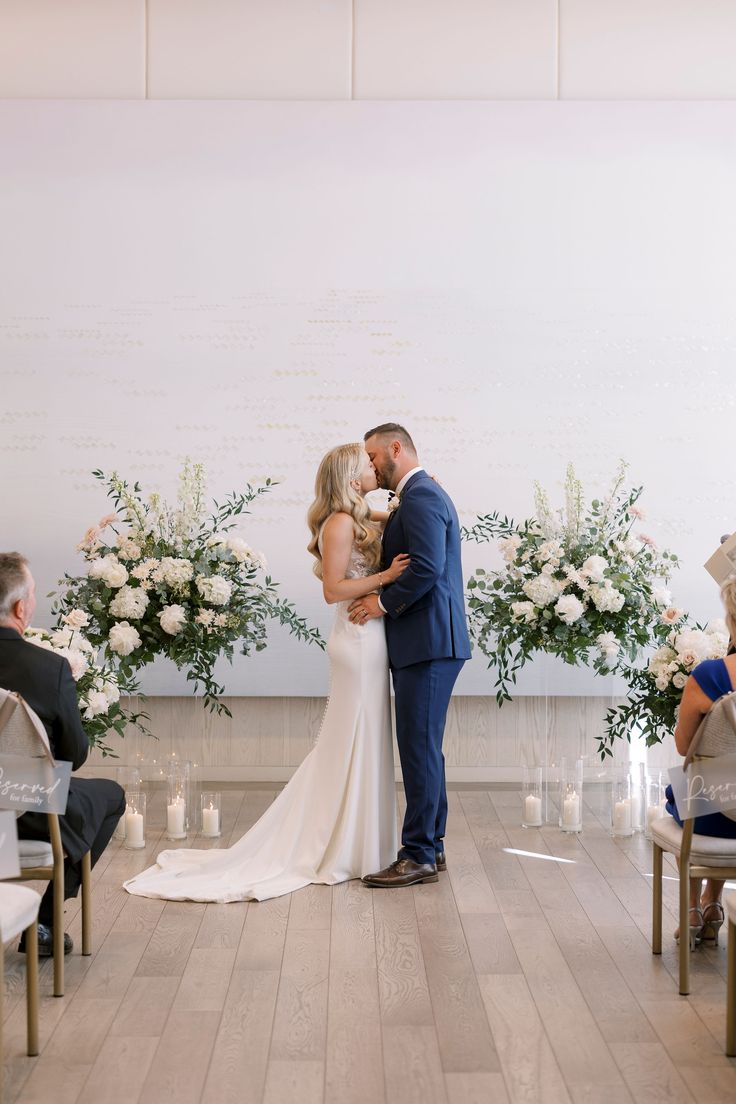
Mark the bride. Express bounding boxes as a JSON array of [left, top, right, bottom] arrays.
[[123, 443, 408, 902]]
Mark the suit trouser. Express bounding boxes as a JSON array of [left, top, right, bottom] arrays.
[[391, 657, 464, 866], [36, 780, 125, 924]]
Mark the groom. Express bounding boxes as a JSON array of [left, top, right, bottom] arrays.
[[349, 423, 471, 887]]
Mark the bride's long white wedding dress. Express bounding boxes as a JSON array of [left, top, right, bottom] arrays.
[[123, 541, 397, 903]]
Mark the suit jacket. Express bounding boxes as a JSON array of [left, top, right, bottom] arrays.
[[0, 626, 94, 861], [380, 471, 471, 669]]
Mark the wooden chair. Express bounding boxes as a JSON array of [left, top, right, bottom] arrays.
[[0, 689, 91, 997], [726, 890, 736, 1056], [0, 882, 42, 1089], [653, 763, 736, 998]]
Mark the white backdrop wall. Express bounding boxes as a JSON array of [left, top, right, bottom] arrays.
[[1, 100, 734, 699]]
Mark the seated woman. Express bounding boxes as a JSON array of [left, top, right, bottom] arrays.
[[664, 575, 736, 948]]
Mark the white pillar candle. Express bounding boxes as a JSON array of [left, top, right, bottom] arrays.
[[167, 798, 186, 837], [202, 805, 220, 837], [524, 794, 542, 826], [562, 792, 581, 829], [613, 798, 632, 834], [646, 803, 661, 830], [125, 810, 144, 848]]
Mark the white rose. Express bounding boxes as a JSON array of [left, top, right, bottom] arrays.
[[88, 554, 115, 580], [660, 607, 685, 625], [109, 585, 149, 620], [498, 535, 522, 564], [62, 608, 89, 630], [83, 691, 110, 719], [522, 574, 559, 607], [104, 561, 129, 588], [159, 604, 187, 635], [108, 621, 142, 656], [581, 555, 608, 583], [196, 575, 233, 606], [554, 594, 586, 625], [655, 674, 670, 691], [672, 672, 688, 690]]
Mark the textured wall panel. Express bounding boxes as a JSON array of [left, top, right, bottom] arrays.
[[148, 0, 352, 99], [354, 0, 557, 99], [0, 0, 145, 98], [560, 0, 736, 99]]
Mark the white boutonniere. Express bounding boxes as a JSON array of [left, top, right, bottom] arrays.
[[387, 492, 401, 513]]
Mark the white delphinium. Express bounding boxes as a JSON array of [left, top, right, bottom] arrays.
[[580, 555, 608, 583], [196, 575, 232, 606], [159, 604, 187, 635], [554, 594, 586, 625], [511, 601, 538, 624], [109, 585, 149, 620], [522, 574, 560, 607], [108, 621, 142, 656]]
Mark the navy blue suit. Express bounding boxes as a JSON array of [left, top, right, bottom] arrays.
[[380, 471, 471, 864]]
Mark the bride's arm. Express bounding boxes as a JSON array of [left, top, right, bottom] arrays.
[[321, 513, 408, 605], [369, 508, 390, 529]]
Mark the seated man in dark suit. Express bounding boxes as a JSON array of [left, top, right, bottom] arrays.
[[0, 552, 125, 955]]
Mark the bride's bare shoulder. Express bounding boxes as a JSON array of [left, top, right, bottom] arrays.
[[321, 512, 354, 540]]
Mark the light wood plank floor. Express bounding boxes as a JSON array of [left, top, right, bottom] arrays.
[[3, 786, 736, 1103]]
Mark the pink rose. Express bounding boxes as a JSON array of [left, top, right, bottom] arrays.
[[660, 607, 685, 625]]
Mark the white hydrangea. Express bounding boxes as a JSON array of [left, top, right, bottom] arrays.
[[589, 582, 625, 613], [511, 601, 538, 624], [497, 535, 522, 564], [159, 604, 187, 635], [563, 564, 589, 591], [673, 628, 711, 667], [596, 631, 620, 663], [83, 691, 110, 719], [554, 594, 586, 625], [648, 645, 677, 677], [522, 574, 559, 607], [109, 585, 149, 620], [88, 553, 128, 589], [196, 575, 232, 606], [706, 631, 730, 659], [707, 618, 728, 636], [159, 557, 195, 587], [62, 608, 89, 630], [581, 555, 609, 583], [108, 621, 142, 656]]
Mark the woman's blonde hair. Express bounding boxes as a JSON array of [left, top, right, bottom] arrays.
[[307, 443, 382, 578], [721, 574, 736, 628]]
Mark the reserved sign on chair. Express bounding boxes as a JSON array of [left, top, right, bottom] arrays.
[[0, 755, 71, 815], [669, 754, 736, 821], [0, 809, 20, 878]]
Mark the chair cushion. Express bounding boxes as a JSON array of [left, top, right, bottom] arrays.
[[0, 884, 41, 942], [725, 889, 736, 926], [651, 815, 736, 866], [17, 839, 53, 868]]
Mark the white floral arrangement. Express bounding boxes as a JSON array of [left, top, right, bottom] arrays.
[[24, 614, 144, 757], [599, 615, 731, 757], [52, 461, 323, 717], [465, 462, 677, 706]]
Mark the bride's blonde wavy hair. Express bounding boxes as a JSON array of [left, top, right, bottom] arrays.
[[307, 443, 382, 579]]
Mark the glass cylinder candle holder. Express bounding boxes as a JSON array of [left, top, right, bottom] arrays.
[[522, 766, 543, 827], [123, 791, 146, 850], [558, 757, 584, 833], [645, 772, 666, 840], [166, 762, 189, 840], [611, 773, 634, 837], [114, 766, 142, 840], [629, 762, 646, 833], [201, 792, 222, 838]]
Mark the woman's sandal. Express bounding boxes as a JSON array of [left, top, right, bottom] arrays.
[[675, 907, 705, 950], [701, 902, 725, 946]]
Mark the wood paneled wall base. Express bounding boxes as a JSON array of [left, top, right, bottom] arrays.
[[79, 695, 680, 783]]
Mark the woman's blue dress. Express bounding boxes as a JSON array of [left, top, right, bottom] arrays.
[[665, 657, 736, 838]]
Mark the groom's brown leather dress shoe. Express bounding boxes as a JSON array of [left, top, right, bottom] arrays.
[[362, 859, 438, 888], [435, 851, 446, 872]]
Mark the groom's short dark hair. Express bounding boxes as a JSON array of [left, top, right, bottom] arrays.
[[364, 423, 417, 454]]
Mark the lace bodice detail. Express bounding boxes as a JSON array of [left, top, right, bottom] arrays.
[[318, 523, 373, 580]]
